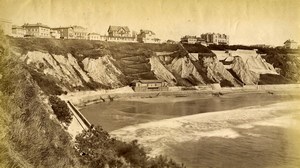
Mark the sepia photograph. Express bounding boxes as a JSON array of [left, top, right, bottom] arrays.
[[0, 0, 300, 167]]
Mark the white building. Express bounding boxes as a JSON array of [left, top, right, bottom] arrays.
[[284, 40, 298, 49], [201, 33, 229, 45], [137, 29, 161, 43], [88, 33, 101, 40], [50, 29, 61, 39], [22, 23, 51, 38], [180, 35, 197, 44], [12, 25, 26, 37]]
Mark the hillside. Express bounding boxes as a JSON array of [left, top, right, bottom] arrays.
[[9, 38, 297, 95], [1, 34, 187, 167], [2, 36, 299, 167]]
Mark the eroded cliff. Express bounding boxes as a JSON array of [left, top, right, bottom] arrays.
[[9, 38, 292, 94]]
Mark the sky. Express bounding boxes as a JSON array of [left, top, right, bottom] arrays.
[[0, 0, 299, 45]]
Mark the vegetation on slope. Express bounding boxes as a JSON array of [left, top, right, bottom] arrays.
[[49, 95, 73, 126], [9, 38, 181, 88], [2, 36, 185, 167], [75, 126, 185, 168], [0, 32, 83, 167]]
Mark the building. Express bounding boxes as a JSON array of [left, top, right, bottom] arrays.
[[88, 33, 101, 40], [201, 33, 229, 45], [180, 35, 207, 45], [166, 39, 176, 44], [52, 27, 75, 39], [53, 25, 87, 39], [50, 29, 61, 39], [137, 29, 161, 43], [104, 25, 136, 42], [0, 18, 12, 35], [11, 25, 26, 37], [196, 37, 207, 46], [180, 35, 197, 44], [250, 44, 274, 48], [131, 79, 168, 92], [108, 25, 131, 37], [22, 23, 51, 38], [72, 25, 87, 39], [284, 40, 298, 49]]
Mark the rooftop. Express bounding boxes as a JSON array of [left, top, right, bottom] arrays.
[[12, 25, 24, 29], [108, 25, 130, 32], [140, 29, 155, 35], [88, 33, 101, 35], [284, 39, 297, 44], [132, 79, 165, 83], [22, 23, 50, 28]]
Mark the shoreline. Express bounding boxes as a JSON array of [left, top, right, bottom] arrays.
[[110, 100, 300, 165], [60, 84, 300, 108]]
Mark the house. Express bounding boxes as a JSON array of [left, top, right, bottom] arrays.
[[284, 40, 298, 49], [137, 29, 161, 43], [131, 79, 168, 92], [72, 25, 88, 39], [108, 25, 131, 37], [53, 25, 87, 39], [103, 25, 136, 42], [88, 33, 101, 40], [52, 27, 75, 39], [0, 18, 12, 36], [201, 33, 229, 45], [11, 25, 26, 37], [50, 29, 61, 39], [181, 35, 197, 44], [22, 23, 51, 38], [166, 39, 176, 44], [196, 37, 207, 46]]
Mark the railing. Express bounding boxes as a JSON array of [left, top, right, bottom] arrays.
[[67, 101, 91, 130]]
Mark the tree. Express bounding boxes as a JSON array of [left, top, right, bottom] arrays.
[[75, 126, 185, 168], [75, 126, 124, 168], [49, 96, 73, 125]]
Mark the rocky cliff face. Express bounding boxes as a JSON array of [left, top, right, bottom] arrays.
[[200, 56, 242, 86], [21, 51, 126, 92], [231, 56, 259, 85], [22, 51, 90, 89], [82, 55, 126, 88], [10, 38, 285, 93], [212, 49, 278, 85]]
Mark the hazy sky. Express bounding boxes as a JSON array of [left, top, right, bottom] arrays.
[[0, 0, 299, 45]]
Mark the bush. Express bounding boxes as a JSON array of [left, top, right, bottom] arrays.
[[28, 68, 64, 95], [75, 126, 185, 168], [49, 96, 72, 125], [75, 126, 124, 167]]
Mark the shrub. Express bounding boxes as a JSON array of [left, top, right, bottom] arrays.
[[75, 126, 124, 167], [148, 155, 186, 168], [75, 126, 185, 168], [49, 96, 72, 125], [28, 68, 64, 95]]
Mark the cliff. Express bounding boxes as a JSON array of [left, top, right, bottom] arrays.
[[9, 38, 295, 94], [2, 36, 299, 167], [2, 35, 187, 168]]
